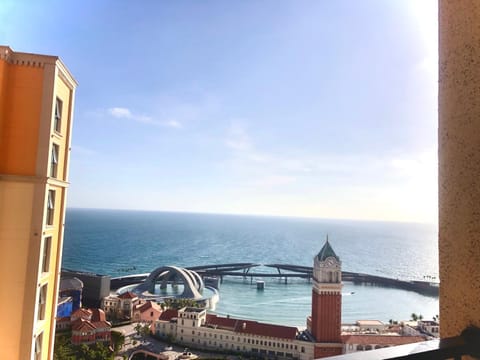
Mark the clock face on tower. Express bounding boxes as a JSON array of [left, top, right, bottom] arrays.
[[325, 257, 336, 267]]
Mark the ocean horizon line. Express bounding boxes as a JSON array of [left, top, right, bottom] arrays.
[[66, 206, 436, 227]]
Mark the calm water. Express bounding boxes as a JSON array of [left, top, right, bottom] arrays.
[[62, 208, 439, 326]]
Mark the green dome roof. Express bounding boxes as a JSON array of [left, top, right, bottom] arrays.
[[317, 238, 339, 262]]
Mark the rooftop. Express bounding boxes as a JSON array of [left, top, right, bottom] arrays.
[[205, 314, 298, 340], [317, 237, 339, 262]]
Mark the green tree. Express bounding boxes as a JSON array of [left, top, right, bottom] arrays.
[[134, 322, 143, 337], [410, 313, 418, 321], [163, 298, 201, 310], [53, 334, 76, 360], [111, 330, 125, 353]]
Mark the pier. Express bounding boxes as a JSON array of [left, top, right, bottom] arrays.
[[110, 263, 438, 296]]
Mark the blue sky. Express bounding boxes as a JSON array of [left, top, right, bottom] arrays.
[[1, 0, 438, 223]]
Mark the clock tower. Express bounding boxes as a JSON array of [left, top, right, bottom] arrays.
[[311, 237, 343, 358]]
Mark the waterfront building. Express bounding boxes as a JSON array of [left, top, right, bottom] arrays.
[[56, 308, 112, 345], [308, 239, 343, 358], [132, 300, 162, 323], [149, 240, 426, 359], [0, 46, 76, 360], [417, 320, 439, 338], [102, 291, 140, 321], [70, 308, 111, 345], [153, 307, 315, 360], [341, 335, 425, 354], [57, 277, 84, 318], [61, 269, 111, 308]]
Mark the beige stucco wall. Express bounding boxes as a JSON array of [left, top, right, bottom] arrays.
[[438, 0, 480, 338]]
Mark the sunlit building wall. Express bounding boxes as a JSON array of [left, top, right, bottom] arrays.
[[0, 46, 76, 360], [439, 0, 480, 338]]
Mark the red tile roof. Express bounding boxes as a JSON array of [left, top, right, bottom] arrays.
[[206, 314, 237, 330], [159, 309, 178, 321], [92, 321, 111, 329], [118, 291, 137, 299], [136, 301, 161, 313], [72, 320, 96, 332], [341, 335, 426, 346], [90, 308, 106, 322], [205, 314, 297, 340], [71, 308, 92, 320]]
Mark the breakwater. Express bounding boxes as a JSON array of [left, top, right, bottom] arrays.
[[110, 263, 439, 297]]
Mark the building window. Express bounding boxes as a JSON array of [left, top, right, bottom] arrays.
[[37, 285, 47, 321], [41, 237, 51, 273], [50, 144, 59, 178], [35, 332, 43, 360], [54, 97, 62, 133], [46, 190, 55, 225]]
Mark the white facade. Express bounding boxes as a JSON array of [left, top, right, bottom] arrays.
[[153, 308, 315, 360], [418, 321, 440, 337], [101, 293, 139, 319]]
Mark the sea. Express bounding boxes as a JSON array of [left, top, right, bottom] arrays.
[[62, 208, 439, 327]]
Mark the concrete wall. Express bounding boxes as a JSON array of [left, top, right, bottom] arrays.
[[438, 0, 480, 338]]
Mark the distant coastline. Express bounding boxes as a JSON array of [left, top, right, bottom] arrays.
[[63, 208, 439, 324]]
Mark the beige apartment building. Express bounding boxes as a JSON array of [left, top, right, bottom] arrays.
[[0, 46, 76, 359]]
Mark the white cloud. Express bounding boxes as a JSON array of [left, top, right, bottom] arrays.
[[109, 107, 132, 118], [164, 119, 183, 128], [221, 123, 437, 222], [107, 107, 182, 128], [225, 123, 253, 151]]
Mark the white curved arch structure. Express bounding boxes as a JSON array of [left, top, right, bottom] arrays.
[[133, 265, 204, 300]]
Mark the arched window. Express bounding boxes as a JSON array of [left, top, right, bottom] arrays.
[[356, 345, 364, 351]]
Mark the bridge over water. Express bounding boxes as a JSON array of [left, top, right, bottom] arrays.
[[111, 263, 438, 297]]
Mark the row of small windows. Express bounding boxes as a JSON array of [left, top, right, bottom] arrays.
[[180, 336, 302, 353], [169, 329, 300, 351]]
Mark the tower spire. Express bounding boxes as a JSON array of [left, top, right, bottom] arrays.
[[316, 237, 339, 262]]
